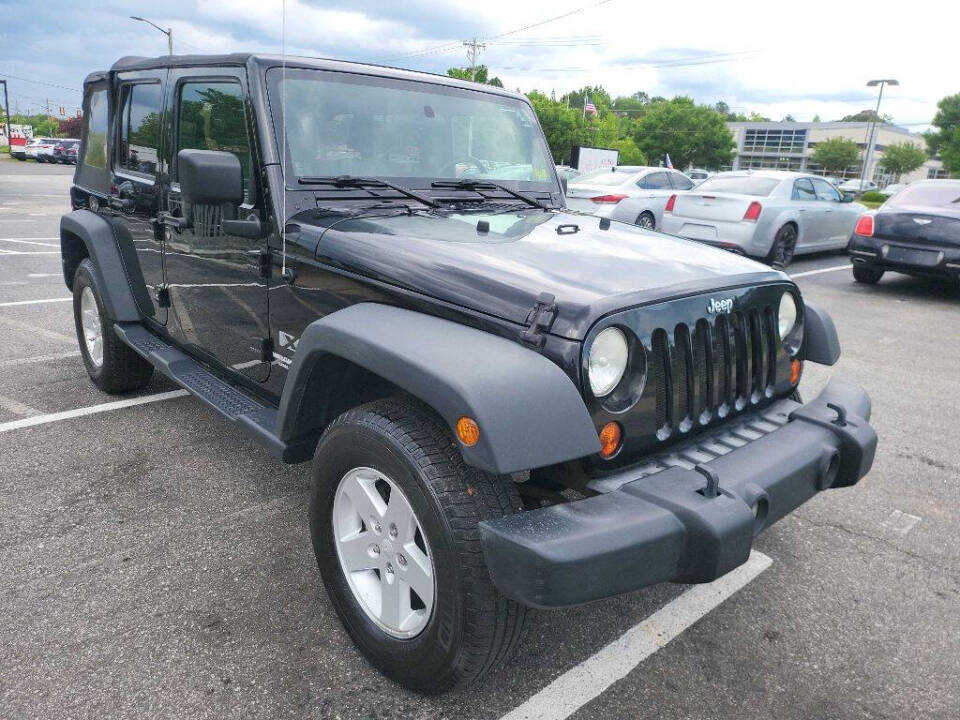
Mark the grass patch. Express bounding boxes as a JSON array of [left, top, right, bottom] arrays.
[[860, 199, 884, 209]]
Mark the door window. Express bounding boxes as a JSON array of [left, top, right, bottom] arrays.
[[792, 178, 816, 200], [638, 172, 671, 189], [176, 80, 250, 194], [670, 173, 694, 190], [811, 178, 841, 202], [117, 82, 163, 176]]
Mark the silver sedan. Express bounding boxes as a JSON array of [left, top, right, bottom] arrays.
[[565, 166, 695, 222], [658, 171, 865, 266]]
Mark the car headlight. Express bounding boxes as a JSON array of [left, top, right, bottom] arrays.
[[778, 292, 799, 340], [588, 327, 629, 397]]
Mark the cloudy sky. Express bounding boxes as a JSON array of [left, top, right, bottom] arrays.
[[1, 0, 953, 130]]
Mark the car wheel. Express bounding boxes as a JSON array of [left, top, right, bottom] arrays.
[[15, 156, 25, 161], [635, 211, 655, 230], [852, 265, 884, 284], [767, 224, 798, 267], [310, 398, 527, 694], [72, 259, 154, 393]]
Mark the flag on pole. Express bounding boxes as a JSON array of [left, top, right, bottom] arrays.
[[664, 153, 674, 169], [583, 95, 598, 117]]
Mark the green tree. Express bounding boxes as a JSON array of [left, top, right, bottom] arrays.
[[446, 65, 503, 87], [928, 93, 960, 175], [878, 142, 928, 181], [839, 109, 891, 123], [527, 90, 590, 163], [609, 136, 646, 165], [631, 97, 734, 169], [810, 137, 860, 174]]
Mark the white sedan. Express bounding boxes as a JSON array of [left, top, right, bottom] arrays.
[[565, 166, 695, 223], [659, 171, 865, 266]]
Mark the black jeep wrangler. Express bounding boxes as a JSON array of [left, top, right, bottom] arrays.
[[61, 53, 877, 694]]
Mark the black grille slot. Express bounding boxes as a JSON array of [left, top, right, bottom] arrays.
[[749, 309, 764, 401], [764, 306, 778, 388], [692, 320, 712, 420], [673, 325, 693, 430], [651, 329, 671, 431], [715, 314, 732, 410]]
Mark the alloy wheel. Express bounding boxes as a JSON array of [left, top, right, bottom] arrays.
[[332, 467, 435, 639], [80, 286, 104, 368]]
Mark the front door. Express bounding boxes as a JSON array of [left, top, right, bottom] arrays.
[[811, 177, 856, 245], [162, 70, 270, 381]]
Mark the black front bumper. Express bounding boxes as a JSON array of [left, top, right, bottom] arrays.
[[479, 378, 876, 608]]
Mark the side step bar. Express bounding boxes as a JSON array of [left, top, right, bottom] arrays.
[[114, 322, 317, 463]]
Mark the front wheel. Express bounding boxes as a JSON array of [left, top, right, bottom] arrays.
[[852, 265, 884, 284], [766, 224, 798, 267], [310, 398, 527, 694]]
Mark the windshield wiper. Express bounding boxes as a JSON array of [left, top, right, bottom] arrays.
[[299, 175, 439, 209], [431, 179, 549, 210]]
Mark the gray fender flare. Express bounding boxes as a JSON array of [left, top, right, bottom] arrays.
[[277, 303, 601, 474], [60, 209, 151, 321], [803, 301, 841, 365]]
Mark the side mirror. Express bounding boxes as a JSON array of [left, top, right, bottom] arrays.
[[840, 192, 854, 203], [178, 149, 243, 207]]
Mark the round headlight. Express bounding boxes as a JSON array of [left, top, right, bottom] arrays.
[[778, 292, 798, 340], [589, 327, 629, 397]]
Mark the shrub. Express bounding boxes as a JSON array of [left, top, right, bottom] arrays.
[[860, 190, 886, 203]]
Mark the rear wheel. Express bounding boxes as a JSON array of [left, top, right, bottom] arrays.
[[852, 265, 884, 284], [310, 398, 526, 694], [766, 224, 798, 267], [72, 259, 154, 393], [635, 211, 655, 230]]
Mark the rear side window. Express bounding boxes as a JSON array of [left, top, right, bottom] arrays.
[[887, 183, 960, 209], [117, 83, 163, 176], [82, 89, 108, 169], [697, 175, 779, 197], [176, 80, 250, 189]]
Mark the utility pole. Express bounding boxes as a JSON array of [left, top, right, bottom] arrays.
[[0, 80, 10, 150], [860, 78, 898, 189], [463, 37, 485, 81]]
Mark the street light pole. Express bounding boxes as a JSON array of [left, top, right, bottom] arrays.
[[859, 78, 898, 189], [129, 16, 173, 55]]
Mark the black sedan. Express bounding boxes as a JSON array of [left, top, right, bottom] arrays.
[[849, 179, 960, 285]]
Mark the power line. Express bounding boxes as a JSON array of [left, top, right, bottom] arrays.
[[0, 72, 80, 93]]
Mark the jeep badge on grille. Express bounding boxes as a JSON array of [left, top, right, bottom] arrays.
[[706, 297, 734, 314]]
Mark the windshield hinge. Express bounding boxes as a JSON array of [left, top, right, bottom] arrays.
[[258, 249, 272, 278], [522, 292, 558, 348]]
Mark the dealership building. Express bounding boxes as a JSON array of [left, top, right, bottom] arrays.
[[725, 121, 947, 185]]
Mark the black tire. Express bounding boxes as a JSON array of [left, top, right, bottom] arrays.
[[72, 258, 154, 393], [852, 265, 884, 284], [766, 224, 798, 267], [635, 211, 655, 230], [310, 398, 526, 694], [15, 155, 25, 161], [789, 389, 803, 403]]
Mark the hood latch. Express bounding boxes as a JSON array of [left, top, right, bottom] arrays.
[[522, 292, 558, 348]]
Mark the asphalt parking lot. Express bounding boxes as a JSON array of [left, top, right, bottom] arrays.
[[1, 159, 958, 719]]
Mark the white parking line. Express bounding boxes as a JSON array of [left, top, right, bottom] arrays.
[[0, 298, 72, 307], [0, 390, 189, 433], [790, 265, 849, 278], [0, 237, 59, 241], [499, 551, 772, 720], [0, 250, 61, 255], [0, 238, 59, 247], [0, 351, 81, 368]]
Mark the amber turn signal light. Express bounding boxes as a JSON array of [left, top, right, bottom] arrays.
[[789, 359, 801, 385], [456, 416, 480, 446], [599, 421, 622, 458]]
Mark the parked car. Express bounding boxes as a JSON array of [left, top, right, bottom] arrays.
[[53, 139, 80, 164], [555, 165, 581, 185], [660, 171, 864, 266], [880, 183, 906, 197], [824, 176, 841, 187], [24, 137, 59, 162], [62, 52, 876, 694], [838, 178, 878, 194], [686, 168, 713, 186], [565, 166, 695, 222], [65, 144, 79, 164], [848, 179, 960, 285]]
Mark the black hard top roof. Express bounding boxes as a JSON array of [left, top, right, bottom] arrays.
[[82, 53, 524, 101]]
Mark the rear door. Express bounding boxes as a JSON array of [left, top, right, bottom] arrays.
[[790, 177, 820, 248], [163, 68, 270, 382], [113, 72, 168, 325], [811, 177, 856, 245]]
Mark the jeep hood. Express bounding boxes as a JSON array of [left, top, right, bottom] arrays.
[[301, 207, 788, 340]]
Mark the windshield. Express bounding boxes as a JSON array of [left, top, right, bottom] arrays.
[[886, 183, 960, 208], [572, 169, 636, 186], [267, 68, 555, 189], [695, 175, 779, 197]]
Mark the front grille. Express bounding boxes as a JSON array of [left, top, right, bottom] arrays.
[[584, 283, 795, 466]]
